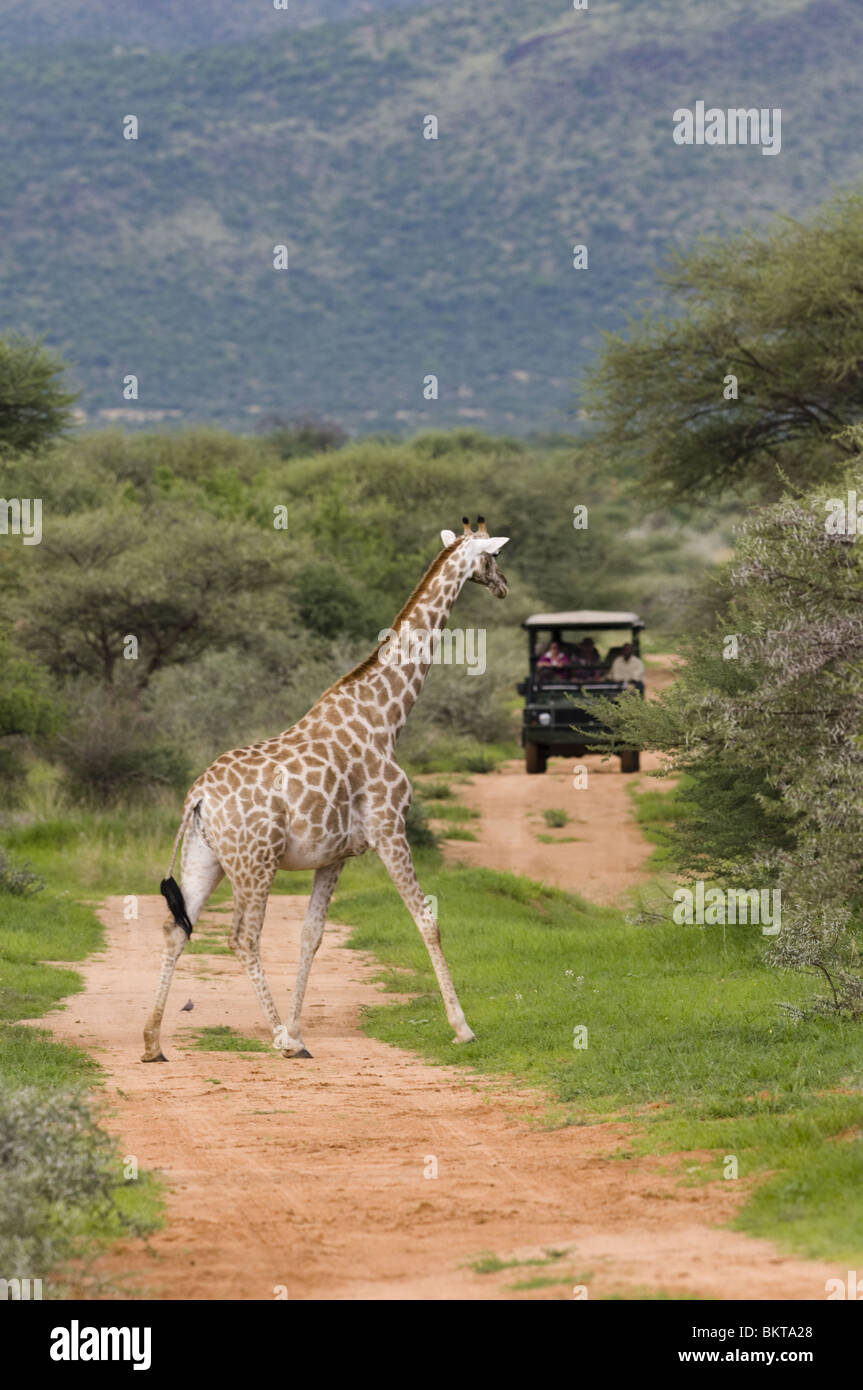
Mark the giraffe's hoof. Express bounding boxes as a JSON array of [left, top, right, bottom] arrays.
[[453, 1031, 477, 1045], [281, 1046, 313, 1059], [141, 1051, 169, 1063]]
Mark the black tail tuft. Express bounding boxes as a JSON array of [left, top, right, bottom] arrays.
[[160, 876, 193, 937]]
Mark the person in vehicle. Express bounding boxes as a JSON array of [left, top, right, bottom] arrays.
[[569, 636, 602, 677], [609, 642, 645, 687], [538, 639, 570, 670]]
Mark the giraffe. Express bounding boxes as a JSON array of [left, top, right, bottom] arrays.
[[142, 516, 509, 1062]]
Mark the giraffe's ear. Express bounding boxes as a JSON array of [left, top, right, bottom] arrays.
[[440, 529, 457, 547], [478, 536, 509, 553]]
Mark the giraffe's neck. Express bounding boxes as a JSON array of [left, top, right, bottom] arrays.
[[309, 541, 474, 747]]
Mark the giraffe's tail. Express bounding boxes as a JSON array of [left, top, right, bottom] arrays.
[[159, 797, 198, 937]]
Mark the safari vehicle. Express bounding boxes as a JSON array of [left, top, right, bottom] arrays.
[[517, 611, 645, 774]]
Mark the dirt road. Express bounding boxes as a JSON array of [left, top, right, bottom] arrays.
[[437, 751, 674, 904], [50, 888, 838, 1300], [436, 653, 678, 903]]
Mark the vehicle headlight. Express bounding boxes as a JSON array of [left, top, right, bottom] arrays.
[[538, 711, 552, 726]]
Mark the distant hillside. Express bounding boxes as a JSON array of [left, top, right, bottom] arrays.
[[1, 0, 860, 435], [0, 0, 433, 49]]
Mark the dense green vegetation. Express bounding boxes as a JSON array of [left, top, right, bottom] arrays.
[[582, 192, 863, 1016], [0, 0, 859, 433], [0, 423, 726, 806]]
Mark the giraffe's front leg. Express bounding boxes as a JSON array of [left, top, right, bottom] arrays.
[[375, 831, 475, 1044]]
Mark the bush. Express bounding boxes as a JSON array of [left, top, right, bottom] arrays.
[[0, 848, 44, 897], [256, 413, 348, 459], [592, 447, 863, 1007], [54, 693, 190, 805], [405, 798, 437, 850], [0, 1089, 117, 1279]]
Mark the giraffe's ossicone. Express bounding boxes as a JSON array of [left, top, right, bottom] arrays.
[[142, 518, 510, 1062]]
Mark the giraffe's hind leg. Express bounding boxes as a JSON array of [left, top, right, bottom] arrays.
[[227, 868, 285, 1052], [141, 829, 223, 1062]]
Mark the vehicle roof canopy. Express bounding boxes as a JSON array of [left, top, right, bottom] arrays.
[[522, 610, 645, 630]]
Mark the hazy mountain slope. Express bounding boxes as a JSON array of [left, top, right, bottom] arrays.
[[1, 0, 859, 434], [0, 0, 437, 49]]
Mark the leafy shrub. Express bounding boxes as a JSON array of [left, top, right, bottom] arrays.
[[54, 694, 190, 806], [257, 413, 348, 459], [0, 1089, 117, 1279], [771, 911, 863, 1019], [419, 782, 453, 800], [594, 451, 863, 1007], [0, 848, 44, 897], [405, 797, 437, 850]]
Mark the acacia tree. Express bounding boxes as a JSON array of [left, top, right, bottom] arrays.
[[594, 439, 863, 1013], [15, 506, 292, 690], [0, 334, 78, 454], [583, 190, 863, 501]]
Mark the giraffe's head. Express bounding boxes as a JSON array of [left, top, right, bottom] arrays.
[[440, 516, 510, 599]]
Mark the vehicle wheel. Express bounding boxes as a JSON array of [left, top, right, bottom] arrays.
[[619, 749, 640, 774], [526, 742, 548, 774]]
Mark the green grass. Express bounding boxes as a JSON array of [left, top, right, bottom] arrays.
[[0, 1022, 102, 1091], [333, 854, 863, 1263], [423, 803, 479, 823], [0, 889, 102, 1023], [542, 809, 570, 829], [471, 1249, 567, 1275], [405, 741, 518, 776], [60, 1169, 164, 1296], [188, 1025, 273, 1053], [186, 925, 233, 957], [416, 782, 454, 801], [629, 780, 681, 871]]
